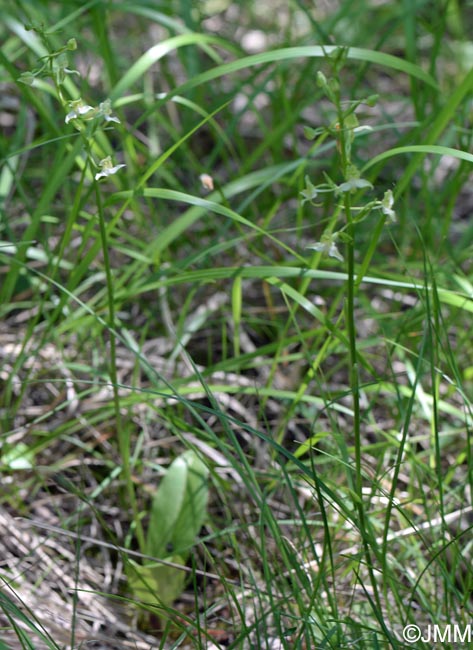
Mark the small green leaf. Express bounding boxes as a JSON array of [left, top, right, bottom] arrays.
[[18, 71, 35, 86], [303, 125, 324, 140], [146, 456, 188, 558], [128, 557, 186, 609], [170, 451, 209, 554], [365, 93, 379, 107], [344, 112, 359, 134], [130, 451, 209, 612], [146, 450, 209, 559], [300, 176, 318, 204], [316, 70, 328, 89]]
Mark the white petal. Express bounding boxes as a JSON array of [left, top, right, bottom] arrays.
[[307, 242, 328, 253], [328, 243, 344, 262], [77, 104, 94, 115], [95, 164, 126, 180]]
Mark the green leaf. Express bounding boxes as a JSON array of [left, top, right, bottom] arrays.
[[170, 451, 209, 554], [146, 450, 209, 559], [300, 175, 319, 204], [110, 33, 227, 100], [128, 44, 437, 107], [362, 143, 473, 174], [1, 443, 34, 469], [128, 557, 186, 609], [303, 125, 323, 140], [130, 451, 209, 611], [18, 71, 35, 85]]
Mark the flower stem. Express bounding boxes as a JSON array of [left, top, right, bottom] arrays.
[[338, 111, 383, 617], [94, 182, 145, 552]]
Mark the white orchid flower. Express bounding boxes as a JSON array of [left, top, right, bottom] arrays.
[[65, 99, 94, 124], [381, 189, 396, 222], [307, 234, 344, 262], [98, 99, 121, 124], [95, 156, 126, 181]]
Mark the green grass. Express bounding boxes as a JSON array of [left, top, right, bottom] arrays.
[[2, 0, 473, 648]]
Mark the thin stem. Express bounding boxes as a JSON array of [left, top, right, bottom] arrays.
[[338, 109, 385, 622], [344, 195, 361, 496], [94, 182, 145, 552]]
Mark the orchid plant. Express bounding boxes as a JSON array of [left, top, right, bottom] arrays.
[[20, 26, 125, 182], [19, 27, 138, 553], [301, 47, 397, 619]]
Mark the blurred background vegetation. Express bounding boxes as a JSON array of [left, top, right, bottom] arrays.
[[2, 1, 473, 648]]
